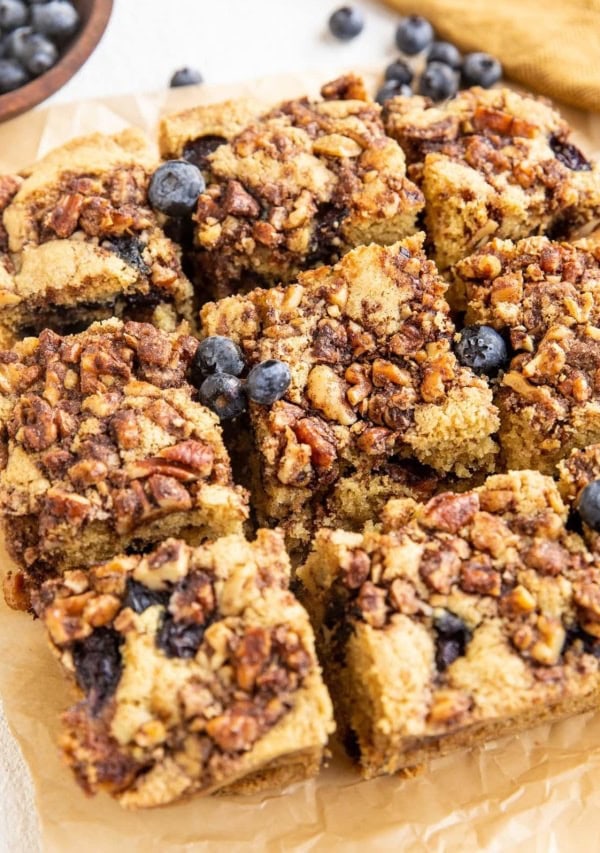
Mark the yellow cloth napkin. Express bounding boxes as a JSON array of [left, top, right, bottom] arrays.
[[382, 0, 600, 112]]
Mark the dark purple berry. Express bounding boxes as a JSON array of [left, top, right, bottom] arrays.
[[461, 52, 502, 88], [578, 481, 600, 532], [418, 61, 457, 102], [192, 335, 245, 379], [328, 6, 364, 41], [434, 611, 471, 671], [199, 373, 246, 420], [384, 59, 413, 85], [395, 15, 434, 55], [148, 160, 205, 217], [0, 0, 27, 31], [0, 56, 28, 92], [170, 67, 203, 88], [31, 1, 80, 42], [4, 25, 31, 62], [246, 359, 291, 405], [427, 41, 462, 70], [21, 33, 58, 76], [376, 79, 412, 106], [455, 325, 508, 376], [549, 134, 592, 172], [183, 135, 227, 171], [123, 579, 169, 614], [156, 614, 205, 659], [72, 628, 122, 712]]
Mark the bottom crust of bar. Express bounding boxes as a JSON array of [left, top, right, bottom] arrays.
[[354, 688, 600, 780]]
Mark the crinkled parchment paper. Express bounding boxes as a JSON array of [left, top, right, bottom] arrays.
[[1, 70, 600, 852]]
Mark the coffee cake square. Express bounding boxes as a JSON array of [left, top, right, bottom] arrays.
[[192, 75, 424, 298], [33, 532, 334, 807], [0, 319, 247, 607], [201, 236, 499, 551], [383, 88, 600, 283], [0, 130, 194, 343], [299, 470, 600, 778], [456, 235, 600, 473]]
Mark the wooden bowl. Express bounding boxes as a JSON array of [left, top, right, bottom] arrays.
[[0, 0, 113, 123]]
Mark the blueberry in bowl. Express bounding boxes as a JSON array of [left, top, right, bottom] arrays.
[[0, 0, 113, 122]]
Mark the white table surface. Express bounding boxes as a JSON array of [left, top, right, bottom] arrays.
[[0, 1, 402, 850]]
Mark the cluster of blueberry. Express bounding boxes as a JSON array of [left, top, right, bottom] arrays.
[[0, 0, 79, 94], [328, 7, 502, 104], [191, 336, 292, 420]]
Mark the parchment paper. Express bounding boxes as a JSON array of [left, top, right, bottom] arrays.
[[1, 69, 600, 852]]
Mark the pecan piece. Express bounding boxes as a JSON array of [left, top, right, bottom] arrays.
[[169, 571, 215, 625], [222, 180, 260, 217], [293, 417, 337, 469], [47, 193, 84, 238], [15, 394, 57, 451], [110, 410, 140, 449], [459, 560, 501, 597], [232, 627, 272, 692], [357, 581, 387, 628], [421, 493, 479, 534], [159, 440, 214, 477], [147, 474, 192, 512], [205, 701, 261, 752], [341, 549, 371, 589]]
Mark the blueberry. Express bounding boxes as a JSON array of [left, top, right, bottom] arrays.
[[549, 134, 592, 172], [455, 325, 508, 375], [434, 610, 471, 671], [192, 335, 245, 379], [72, 627, 123, 712], [21, 33, 58, 75], [199, 373, 246, 420], [0, 57, 28, 92], [461, 52, 502, 88], [148, 160, 205, 217], [0, 0, 27, 31], [328, 6, 364, 41], [427, 41, 462, 70], [4, 25, 31, 62], [106, 236, 150, 275], [246, 359, 291, 405], [122, 578, 169, 614], [375, 79, 412, 106], [395, 15, 434, 55], [156, 613, 206, 659], [170, 66, 203, 88], [384, 59, 413, 85], [578, 481, 600, 532], [31, 1, 80, 42], [418, 61, 457, 102]]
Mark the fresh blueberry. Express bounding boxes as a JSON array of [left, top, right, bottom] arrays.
[[246, 359, 291, 405], [0, 0, 27, 31], [455, 325, 508, 375], [328, 6, 364, 41], [199, 373, 246, 420], [418, 61, 457, 101], [376, 79, 412, 105], [578, 481, 600, 532], [461, 52, 502, 88], [0, 57, 28, 92], [192, 335, 245, 379], [21, 32, 58, 75], [395, 15, 434, 55], [427, 40, 462, 70], [31, 1, 80, 42], [170, 67, 203, 88], [384, 59, 413, 85], [148, 160, 205, 217], [4, 25, 32, 62]]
